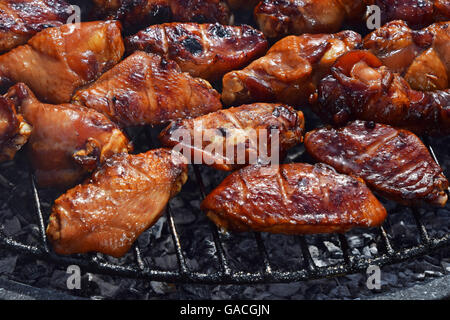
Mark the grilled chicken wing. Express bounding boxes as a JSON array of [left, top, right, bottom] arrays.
[[221, 30, 361, 106], [5, 83, 132, 189], [316, 50, 450, 136], [0, 0, 72, 53], [72, 51, 222, 127], [159, 103, 304, 170], [364, 0, 450, 29], [201, 163, 387, 234], [46, 148, 188, 257], [255, 0, 365, 38], [92, 0, 232, 32], [0, 21, 124, 104], [305, 121, 448, 206], [0, 96, 31, 162], [363, 20, 450, 91], [125, 23, 268, 82]]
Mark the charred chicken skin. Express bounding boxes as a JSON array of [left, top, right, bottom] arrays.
[[201, 163, 387, 234], [92, 0, 232, 32], [305, 121, 449, 206], [363, 20, 450, 91], [6, 83, 132, 189], [316, 50, 450, 136], [221, 30, 361, 106], [364, 0, 450, 29], [46, 148, 188, 257], [159, 103, 304, 170], [0, 95, 31, 162], [254, 0, 365, 38], [0, 21, 124, 104], [72, 51, 222, 127], [0, 0, 72, 53], [125, 23, 268, 82]]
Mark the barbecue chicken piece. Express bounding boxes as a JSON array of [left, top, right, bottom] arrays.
[[91, 0, 232, 32], [0, 21, 124, 104], [0, 0, 72, 53], [364, 0, 450, 29], [46, 148, 188, 257], [6, 83, 132, 189], [72, 51, 222, 127], [363, 20, 450, 91], [0, 96, 31, 162], [159, 103, 304, 170], [201, 163, 387, 234], [316, 50, 450, 136], [226, 0, 260, 10], [254, 0, 365, 38], [305, 121, 449, 206], [125, 23, 268, 82], [221, 30, 361, 106]]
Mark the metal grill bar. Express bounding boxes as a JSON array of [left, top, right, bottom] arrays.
[[30, 174, 49, 253]]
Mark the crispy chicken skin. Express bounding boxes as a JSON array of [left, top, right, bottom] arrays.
[[254, 0, 365, 38], [201, 163, 387, 234], [6, 83, 132, 189], [364, 0, 450, 29], [0, 96, 31, 162], [305, 121, 449, 206], [159, 103, 304, 170], [46, 148, 188, 257], [0, 0, 72, 53], [92, 0, 232, 31], [363, 20, 450, 91], [72, 51, 222, 127], [221, 30, 361, 106], [316, 50, 450, 136], [0, 21, 124, 104], [125, 23, 268, 82]]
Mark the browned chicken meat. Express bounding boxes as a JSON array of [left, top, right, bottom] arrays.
[[363, 20, 450, 91], [316, 50, 450, 136], [201, 163, 387, 234], [0, 95, 31, 162], [221, 30, 361, 106], [72, 51, 222, 127], [6, 83, 132, 189], [0, 21, 124, 104], [305, 121, 449, 206], [46, 148, 188, 257], [125, 23, 268, 82], [159, 103, 304, 170], [91, 0, 232, 32], [364, 0, 450, 29], [0, 0, 72, 53], [254, 0, 365, 38]]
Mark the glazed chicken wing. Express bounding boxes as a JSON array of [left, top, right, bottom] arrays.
[[201, 163, 387, 234], [221, 30, 361, 106], [6, 83, 132, 189], [0, 95, 31, 162], [0, 21, 124, 104], [316, 50, 450, 136], [159, 103, 304, 170], [254, 0, 365, 38], [363, 20, 450, 91], [125, 23, 268, 82], [364, 0, 450, 29], [0, 0, 72, 53], [46, 148, 188, 257], [72, 51, 222, 127], [92, 0, 231, 32], [305, 121, 448, 206]]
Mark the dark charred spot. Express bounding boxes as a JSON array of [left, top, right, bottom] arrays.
[[217, 127, 227, 136], [181, 37, 203, 56], [365, 121, 376, 130], [192, 14, 208, 24], [160, 58, 169, 69], [208, 24, 231, 38]]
